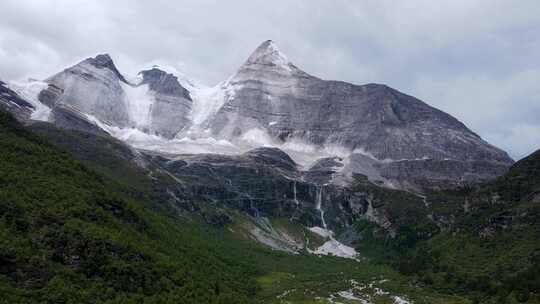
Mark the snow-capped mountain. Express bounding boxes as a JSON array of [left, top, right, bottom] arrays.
[[210, 40, 511, 163], [0, 40, 514, 191], [207, 40, 513, 188], [39, 54, 192, 138]]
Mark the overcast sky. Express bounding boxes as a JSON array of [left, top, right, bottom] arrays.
[[0, 0, 539, 159]]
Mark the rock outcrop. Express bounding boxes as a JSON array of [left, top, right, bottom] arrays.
[[149, 147, 368, 230], [0, 80, 34, 122], [137, 68, 192, 138], [44, 54, 132, 127]]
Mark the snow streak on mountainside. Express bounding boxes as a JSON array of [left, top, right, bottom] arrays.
[[0, 79, 36, 122], [121, 82, 154, 128], [137, 68, 192, 138], [7, 80, 51, 121]]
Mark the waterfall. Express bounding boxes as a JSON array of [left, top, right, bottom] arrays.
[[315, 186, 328, 232], [309, 185, 359, 259], [293, 181, 299, 206]]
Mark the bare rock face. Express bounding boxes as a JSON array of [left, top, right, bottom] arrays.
[[0, 80, 33, 122], [377, 158, 511, 191], [44, 54, 132, 127], [137, 68, 192, 138], [208, 40, 513, 188], [209, 40, 313, 139], [150, 147, 367, 231], [49, 105, 110, 136], [40, 55, 192, 138]]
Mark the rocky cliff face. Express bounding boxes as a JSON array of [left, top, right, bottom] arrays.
[[211, 41, 509, 162], [150, 147, 376, 236], [39, 55, 192, 138], [141, 145, 413, 255], [207, 40, 513, 189], [44, 54, 132, 127], [0, 80, 34, 122], [0, 78, 104, 135], [137, 68, 192, 138]]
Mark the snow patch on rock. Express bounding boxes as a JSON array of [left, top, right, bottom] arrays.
[[308, 226, 333, 238], [313, 239, 358, 259], [8, 80, 51, 121], [189, 76, 239, 127], [246, 40, 293, 72], [121, 82, 155, 128], [240, 127, 276, 147]]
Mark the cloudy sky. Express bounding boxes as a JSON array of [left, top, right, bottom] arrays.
[[1, 0, 539, 159]]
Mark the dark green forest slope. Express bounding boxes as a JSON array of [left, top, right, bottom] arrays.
[[0, 110, 257, 303], [352, 150, 540, 303]]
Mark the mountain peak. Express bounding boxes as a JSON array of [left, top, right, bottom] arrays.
[[94, 53, 114, 64], [83, 53, 128, 83], [244, 40, 293, 71], [138, 67, 192, 100]]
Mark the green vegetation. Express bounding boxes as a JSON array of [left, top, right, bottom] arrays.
[[2, 109, 539, 303], [351, 153, 540, 303], [0, 111, 256, 303], [229, 243, 468, 304]]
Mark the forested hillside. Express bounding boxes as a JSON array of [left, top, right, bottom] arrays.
[[352, 150, 540, 303], [0, 110, 257, 303]]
